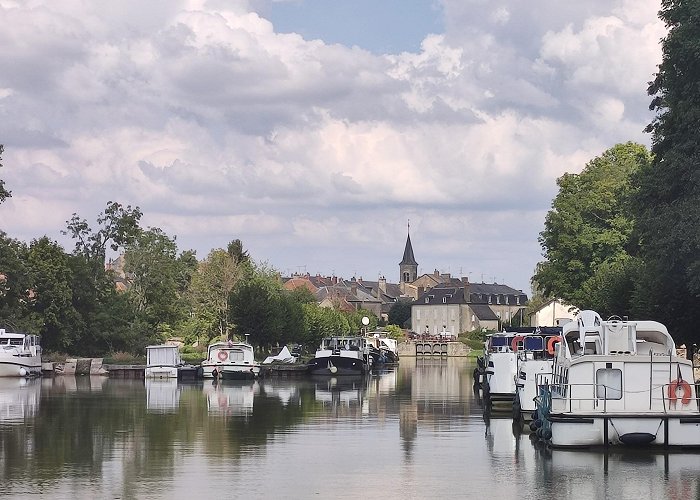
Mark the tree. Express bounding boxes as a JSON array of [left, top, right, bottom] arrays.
[[63, 201, 143, 282], [123, 228, 195, 340], [0, 145, 10, 203], [534, 142, 652, 314], [0, 232, 30, 330], [636, 0, 700, 343], [227, 239, 250, 266], [187, 248, 245, 342], [301, 303, 350, 348], [25, 237, 81, 352], [388, 300, 412, 328]]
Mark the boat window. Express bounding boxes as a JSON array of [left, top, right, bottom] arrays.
[[596, 368, 622, 400], [490, 337, 508, 347], [229, 350, 244, 361], [524, 337, 544, 351]]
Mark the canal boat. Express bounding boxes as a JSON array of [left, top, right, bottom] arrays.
[[0, 330, 42, 377], [535, 310, 700, 448], [201, 340, 261, 380], [483, 328, 535, 408], [307, 336, 370, 376], [145, 344, 182, 378], [513, 327, 560, 423], [364, 333, 399, 366]]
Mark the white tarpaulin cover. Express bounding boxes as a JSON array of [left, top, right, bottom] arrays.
[[263, 346, 296, 364]]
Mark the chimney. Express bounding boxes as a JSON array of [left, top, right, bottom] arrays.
[[351, 283, 358, 296], [378, 276, 387, 294]]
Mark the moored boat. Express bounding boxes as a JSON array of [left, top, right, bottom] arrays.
[[483, 328, 535, 408], [201, 340, 261, 380], [307, 336, 370, 376], [145, 344, 181, 378], [0, 330, 42, 377], [535, 310, 700, 448]]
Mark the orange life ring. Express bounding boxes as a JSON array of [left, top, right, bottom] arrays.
[[547, 336, 561, 355], [511, 335, 525, 352], [217, 350, 228, 361], [668, 379, 692, 405]]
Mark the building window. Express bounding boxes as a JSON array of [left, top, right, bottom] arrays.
[[516, 296, 520, 305], [488, 295, 492, 304], [496, 295, 500, 305], [417, 310, 421, 320]]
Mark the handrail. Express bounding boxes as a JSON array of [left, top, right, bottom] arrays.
[[542, 381, 700, 414]]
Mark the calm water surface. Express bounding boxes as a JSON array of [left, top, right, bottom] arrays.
[[0, 358, 698, 499]]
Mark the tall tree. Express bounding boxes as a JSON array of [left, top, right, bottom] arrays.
[[0, 232, 30, 330], [187, 248, 245, 342], [63, 201, 143, 282], [636, 0, 700, 343], [534, 142, 652, 315], [0, 145, 10, 203], [25, 237, 81, 352], [123, 228, 195, 335]]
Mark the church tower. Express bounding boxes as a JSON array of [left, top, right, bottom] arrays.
[[399, 223, 418, 284]]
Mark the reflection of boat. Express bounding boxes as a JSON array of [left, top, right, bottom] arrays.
[[539, 311, 700, 448], [145, 378, 180, 413], [0, 378, 41, 422], [145, 345, 181, 378], [307, 337, 370, 375], [0, 330, 42, 377], [203, 380, 258, 416], [313, 376, 366, 408], [201, 341, 260, 380]]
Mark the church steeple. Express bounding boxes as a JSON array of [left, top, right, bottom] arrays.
[[399, 221, 418, 283]]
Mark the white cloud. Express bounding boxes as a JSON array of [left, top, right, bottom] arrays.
[[0, 0, 666, 293]]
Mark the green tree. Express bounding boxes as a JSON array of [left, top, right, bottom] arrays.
[[227, 239, 250, 266], [123, 228, 195, 341], [229, 270, 286, 348], [0, 232, 30, 330], [187, 248, 245, 342], [63, 201, 143, 282], [0, 145, 10, 203], [388, 300, 412, 328], [636, 0, 700, 342], [301, 303, 350, 348], [25, 237, 81, 352], [534, 142, 652, 314]]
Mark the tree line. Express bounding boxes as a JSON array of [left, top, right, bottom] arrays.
[[0, 193, 383, 356], [534, 2, 700, 345]]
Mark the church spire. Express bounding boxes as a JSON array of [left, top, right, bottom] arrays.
[[399, 221, 418, 283]]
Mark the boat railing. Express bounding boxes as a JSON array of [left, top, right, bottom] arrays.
[[546, 382, 700, 414]]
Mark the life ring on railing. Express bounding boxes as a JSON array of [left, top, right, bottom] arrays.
[[547, 336, 561, 355], [511, 335, 525, 352], [668, 378, 692, 405], [217, 350, 228, 361]]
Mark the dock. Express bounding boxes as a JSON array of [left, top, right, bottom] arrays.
[[259, 364, 309, 377]]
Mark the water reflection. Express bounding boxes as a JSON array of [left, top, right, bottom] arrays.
[[0, 360, 697, 499], [145, 378, 181, 414], [0, 378, 40, 423]]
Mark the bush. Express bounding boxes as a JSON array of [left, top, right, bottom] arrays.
[[103, 351, 146, 365], [181, 352, 205, 364]]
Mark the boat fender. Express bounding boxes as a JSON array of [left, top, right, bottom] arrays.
[[668, 378, 692, 405], [546, 336, 561, 355], [218, 350, 228, 361], [533, 419, 542, 429], [542, 429, 552, 441], [329, 366, 338, 374], [19, 367, 27, 377], [511, 336, 525, 352]]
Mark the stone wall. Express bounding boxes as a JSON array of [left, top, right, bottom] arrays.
[[398, 341, 471, 357]]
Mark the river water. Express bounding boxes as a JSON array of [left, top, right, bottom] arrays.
[[0, 358, 698, 499]]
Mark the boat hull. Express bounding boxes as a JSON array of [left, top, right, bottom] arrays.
[[307, 355, 367, 376], [202, 363, 260, 379], [0, 356, 42, 377], [145, 365, 179, 378], [549, 413, 700, 448]]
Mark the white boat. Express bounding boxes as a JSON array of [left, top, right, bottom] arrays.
[[145, 345, 181, 378], [201, 340, 260, 380], [513, 327, 561, 422], [0, 330, 42, 377], [307, 336, 370, 376], [536, 310, 700, 448], [483, 329, 536, 407]]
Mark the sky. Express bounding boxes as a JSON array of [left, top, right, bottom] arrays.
[[0, 0, 666, 294]]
